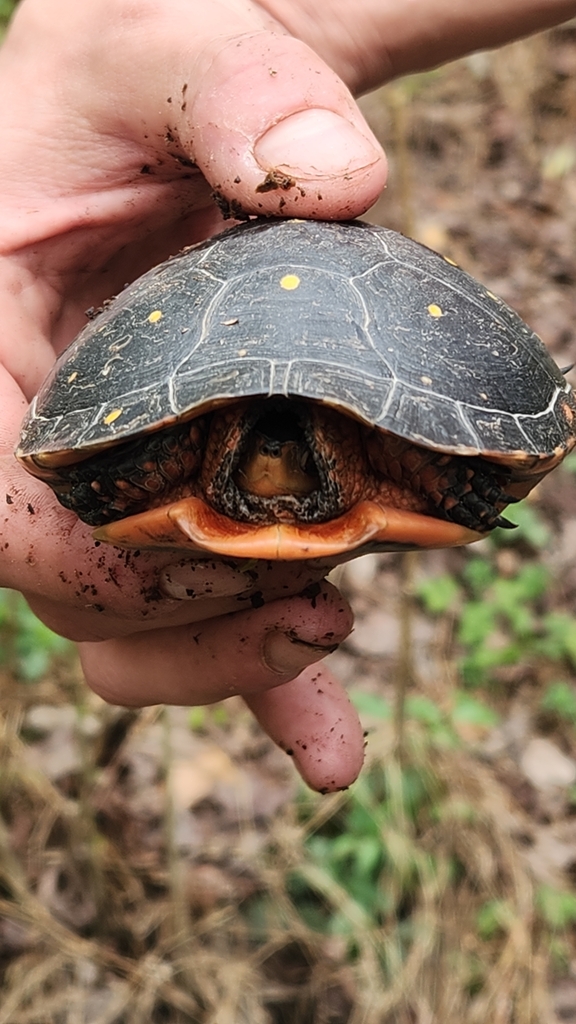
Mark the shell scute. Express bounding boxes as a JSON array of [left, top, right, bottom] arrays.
[[383, 386, 475, 453], [17, 219, 576, 471]]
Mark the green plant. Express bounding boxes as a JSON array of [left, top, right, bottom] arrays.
[[0, 589, 72, 680], [288, 757, 444, 943], [0, 0, 17, 31], [416, 504, 575, 688], [540, 680, 576, 724], [536, 884, 576, 930], [476, 898, 515, 939], [352, 688, 498, 747]]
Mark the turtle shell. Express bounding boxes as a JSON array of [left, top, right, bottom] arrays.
[[17, 218, 576, 560]]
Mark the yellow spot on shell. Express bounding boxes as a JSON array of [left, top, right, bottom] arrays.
[[427, 303, 443, 318], [486, 291, 498, 301], [148, 310, 163, 323], [280, 274, 300, 291], [444, 256, 458, 266], [67, 371, 78, 383], [238, 348, 247, 357], [103, 408, 123, 426], [421, 375, 432, 386]]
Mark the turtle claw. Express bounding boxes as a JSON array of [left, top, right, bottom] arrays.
[[493, 515, 518, 530], [435, 456, 518, 532]]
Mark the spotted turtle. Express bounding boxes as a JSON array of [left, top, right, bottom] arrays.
[[16, 219, 576, 561]]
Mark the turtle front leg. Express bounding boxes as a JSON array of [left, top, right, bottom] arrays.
[[367, 433, 519, 532], [52, 417, 208, 526]]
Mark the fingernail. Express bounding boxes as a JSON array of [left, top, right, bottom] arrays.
[[254, 108, 383, 180], [262, 630, 337, 676], [160, 561, 252, 600]]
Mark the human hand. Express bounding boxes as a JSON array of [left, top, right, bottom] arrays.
[[1, 0, 574, 790]]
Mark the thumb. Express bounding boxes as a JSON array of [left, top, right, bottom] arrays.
[[185, 30, 387, 219], [3, 1, 386, 234]]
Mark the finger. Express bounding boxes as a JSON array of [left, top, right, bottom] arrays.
[[260, 0, 576, 95], [2, 359, 334, 640], [4, 448, 332, 645], [3, 450, 252, 641], [0, 362, 30, 452], [245, 663, 365, 792], [78, 581, 353, 706], [24, 550, 332, 642], [186, 31, 387, 219], [5, 0, 386, 232]]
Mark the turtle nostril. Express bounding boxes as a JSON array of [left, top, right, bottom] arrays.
[[236, 436, 318, 499], [259, 440, 283, 459]]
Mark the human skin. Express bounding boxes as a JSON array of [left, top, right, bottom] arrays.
[[1, 0, 575, 790]]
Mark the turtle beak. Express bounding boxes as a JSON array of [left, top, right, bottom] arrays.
[[93, 497, 482, 560]]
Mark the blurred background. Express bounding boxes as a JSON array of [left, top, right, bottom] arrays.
[[1, 7, 576, 1022]]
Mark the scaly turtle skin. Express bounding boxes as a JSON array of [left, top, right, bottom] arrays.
[[16, 219, 576, 562]]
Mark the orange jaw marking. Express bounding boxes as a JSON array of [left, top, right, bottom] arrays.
[[93, 497, 481, 560]]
